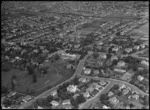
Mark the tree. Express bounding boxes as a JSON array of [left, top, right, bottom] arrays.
[[27, 65, 34, 75], [112, 59, 118, 65], [72, 77, 79, 85], [99, 93, 109, 105], [93, 52, 99, 59], [32, 74, 37, 83], [47, 95, 53, 102], [71, 98, 79, 108], [54, 54, 60, 60], [1, 86, 8, 94], [76, 94, 86, 104], [10, 75, 17, 91]]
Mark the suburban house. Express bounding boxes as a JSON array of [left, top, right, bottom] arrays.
[[98, 52, 107, 59], [102, 105, 111, 109], [37, 106, 44, 109], [84, 68, 91, 75], [50, 90, 57, 97], [111, 55, 118, 61], [93, 70, 100, 75], [122, 88, 130, 95], [73, 93, 80, 99], [124, 48, 132, 53], [61, 52, 77, 60], [133, 45, 140, 50], [86, 86, 95, 93], [22, 95, 32, 103], [51, 100, 59, 107], [119, 84, 126, 90], [7, 91, 17, 98], [108, 91, 114, 97], [83, 91, 90, 98], [78, 77, 87, 83], [137, 75, 144, 81], [112, 47, 119, 52], [117, 61, 126, 67], [99, 80, 107, 86], [132, 94, 139, 100], [140, 44, 145, 48], [67, 85, 78, 93], [114, 68, 126, 73], [62, 99, 71, 105], [141, 60, 149, 67], [97, 41, 103, 46], [109, 96, 119, 105]]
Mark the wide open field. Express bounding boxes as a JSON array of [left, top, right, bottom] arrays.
[[129, 22, 149, 40], [1, 59, 74, 96]]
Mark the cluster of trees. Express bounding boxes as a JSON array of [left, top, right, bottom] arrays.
[[71, 94, 86, 108], [122, 56, 140, 71], [70, 77, 80, 85], [57, 82, 72, 100], [99, 93, 110, 105], [35, 98, 52, 108]]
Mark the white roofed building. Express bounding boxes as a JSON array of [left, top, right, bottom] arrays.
[[51, 100, 59, 106], [67, 85, 78, 93], [141, 60, 149, 67], [84, 68, 91, 75]]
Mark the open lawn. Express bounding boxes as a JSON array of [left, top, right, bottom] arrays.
[[129, 23, 149, 40], [2, 59, 74, 96]]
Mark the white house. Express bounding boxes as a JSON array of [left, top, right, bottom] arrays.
[[134, 45, 140, 50], [132, 94, 139, 100], [83, 91, 90, 98], [22, 95, 32, 103], [61, 53, 77, 60], [37, 106, 44, 109], [114, 68, 126, 73], [67, 85, 78, 93], [109, 97, 119, 105], [62, 99, 71, 105], [137, 75, 144, 81], [112, 47, 119, 52], [119, 84, 126, 90], [111, 55, 118, 61], [99, 80, 107, 86], [102, 105, 111, 109], [117, 61, 126, 67], [51, 100, 59, 106], [108, 91, 114, 97], [140, 44, 145, 49], [7, 91, 17, 98], [51, 90, 57, 96], [123, 88, 129, 95], [97, 41, 103, 46], [93, 70, 100, 75], [125, 48, 132, 53], [141, 60, 149, 67], [98, 53, 107, 59], [84, 68, 91, 75], [78, 77, 87, 83]]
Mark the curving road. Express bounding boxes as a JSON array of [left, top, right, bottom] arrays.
[[17, 53, 89, 109], [81, 75, 149, 96]]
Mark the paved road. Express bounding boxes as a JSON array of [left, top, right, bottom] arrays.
[[81, 75, 149, 96], [79, 74, 149, 109], [17, 53, 89, 109], [79, 82, 115, 109]]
